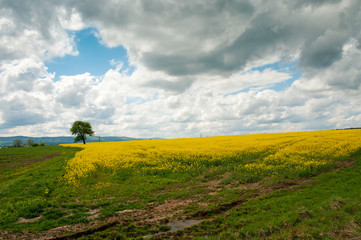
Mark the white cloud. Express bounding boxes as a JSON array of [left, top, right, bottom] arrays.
[[57, 7, 86, 31], [0, 1, 77, 63], [55, 73, 96, 108]]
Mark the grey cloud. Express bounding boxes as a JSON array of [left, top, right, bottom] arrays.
[[295, 39, 361, 91], [300, 44, 342, 69], [305, 121, 336, 130], [70, 0, 254, 27], [64, 0, 130, 28], [2, 0, 54, 35], [0, 97, 47, 129], [258, 114, 286, 124], [56, 90, 85, 108], [300, 31, 346, 69], [218, 13, 293, 69], [83, 105, 116, 119], [7, 67, 42, 92], [141, 54, 199, 76], [0, 60, 52, 94], [0, 0, 75, 63], [1, 110, 46, 127], [167, 98, 181, 109], [5, 74, 33, 92], [325, 50, 361, 90], [142, 78, 194, 93], [288, 0, 342, 8], [214, 0, 254, 15], [172, 109, 198, 123], [242, 98, 271, 115], [329, 70, 361, 90], [284, 114, 305, 124], [142, 12, 292, 76]]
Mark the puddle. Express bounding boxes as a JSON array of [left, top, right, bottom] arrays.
[[143, 219, 204, 238], [167, 219, 204, 232]]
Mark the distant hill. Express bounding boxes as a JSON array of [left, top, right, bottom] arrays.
[[0, 136, 143, 146]]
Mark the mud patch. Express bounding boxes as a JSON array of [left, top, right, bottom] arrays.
[[139, 199, 195, 225], [339, 220, 361, 239], [117, 209, 135, 214], [335, 159, 355, 170], [17, 216, 42, 223], [87, 208, 101, 220], [193, 199, 247, 217]]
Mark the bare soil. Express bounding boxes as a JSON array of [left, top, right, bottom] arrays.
[[0, 152, 61, 169]]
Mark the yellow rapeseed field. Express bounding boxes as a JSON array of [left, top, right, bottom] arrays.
[[61, 129, 361, 185]]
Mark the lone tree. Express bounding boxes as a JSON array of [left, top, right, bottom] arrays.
[[70, 121, 95, 144]]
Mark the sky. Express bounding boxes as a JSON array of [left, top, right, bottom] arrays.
[[0, 0, 361, 138]]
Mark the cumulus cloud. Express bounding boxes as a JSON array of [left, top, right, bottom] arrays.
[[142, 78, 195, 94], [0, 0, 77, 63], [55, 73, 96, 108], [0, 0, 361, 138]]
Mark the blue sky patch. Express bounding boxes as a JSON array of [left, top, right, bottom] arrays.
[[224, 61, 302, 97], [266, 61, 301, 92], [46, 28, 134, 80]]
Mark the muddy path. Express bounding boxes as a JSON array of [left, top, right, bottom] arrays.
[[0, 152, 61, 169]]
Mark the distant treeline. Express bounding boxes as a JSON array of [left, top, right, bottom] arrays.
[[335, 127, 361, 130], [0, 136, 143, 147]]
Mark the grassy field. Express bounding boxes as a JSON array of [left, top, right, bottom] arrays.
[[1, 129, 361, 239]]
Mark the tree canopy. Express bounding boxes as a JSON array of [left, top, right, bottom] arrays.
[[70, 121, 95, 144]]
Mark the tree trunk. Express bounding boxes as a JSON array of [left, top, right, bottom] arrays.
[[80, 133, 86, 144]]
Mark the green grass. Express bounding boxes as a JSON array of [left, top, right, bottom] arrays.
[[0, 146, 85, 231], [0, 146, 208, 234], [185, 150, 361, 239], [1, 146, 361, 239]]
